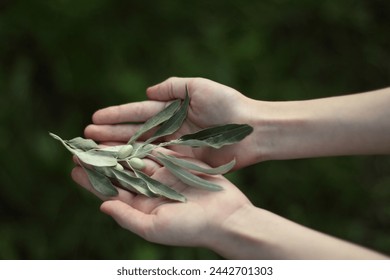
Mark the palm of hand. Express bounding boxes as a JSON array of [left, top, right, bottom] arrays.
[[110, 166, 250, 247], [73, 159, 250, 247]]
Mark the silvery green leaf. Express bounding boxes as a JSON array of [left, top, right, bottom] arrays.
[[82, 165, 118, 197], [97, 145, 128, 158], [111, 169, 156, 197], [131, 143, 156, 158], [49, 132, 66, 143], [128, 99, 181, 144], [146, 88, 190, 143], [67, 137, 98, 151], [99, 145, 125, 152], [49, 132, 78, 154], [134, 170, 187, 202], [94, 166, 116, 177], [157, 152, 235, 175], [76, 150, 118, 167], [157, 156, 223, 191], [173, 124, 253, 149], [49, 132, 99, 153]]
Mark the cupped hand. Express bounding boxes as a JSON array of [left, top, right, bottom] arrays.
[[84, 77, 259, 169], [71, 153, 251, 248]]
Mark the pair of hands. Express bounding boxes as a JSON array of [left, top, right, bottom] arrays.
[[71, 77, 390, 259], [72, 77, 255, 249]]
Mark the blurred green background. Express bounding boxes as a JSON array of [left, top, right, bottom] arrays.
[[0, 0, 389, 259]]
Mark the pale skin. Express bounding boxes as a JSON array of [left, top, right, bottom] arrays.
[[72, 77, 390, 259]]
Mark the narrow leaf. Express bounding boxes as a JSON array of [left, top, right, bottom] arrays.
[[67, 137, 98, 151], [111, 169, 156, 197], [129, 143, 156, 159], [49, 132, 66, 143], [76, 150, 118, 167], [82, 165, 118, 197], [49, 132, 77, 154], [98, 145, 129, 158], [133, 170, 187, 202], [146, 89, 190, 143], [128, 99, 181, 144], [157, 152, 235, 175], [157, 156, 223, 191], [94, 166, 115, 177], [174, 124, 253, 148], [99, 145, 125, 153]]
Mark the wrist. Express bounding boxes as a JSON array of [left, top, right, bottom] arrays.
[[242, 97, 338, 161], [205, 203, 388, 259], [204, 204, 270, 259], [240, 98, 305, 162]]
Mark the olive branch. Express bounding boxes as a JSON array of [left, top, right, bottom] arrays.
[[50, 86, 253, 202]]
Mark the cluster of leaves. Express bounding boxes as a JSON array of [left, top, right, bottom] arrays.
[[50, 87, 253, 202]]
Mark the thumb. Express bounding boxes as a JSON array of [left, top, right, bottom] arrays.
[[146, 77, 192, 101], [100, 200, 154, 240]]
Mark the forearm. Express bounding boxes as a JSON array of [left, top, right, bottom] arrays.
[[208, 205, 388, 259], [244, 87, 390, 161]]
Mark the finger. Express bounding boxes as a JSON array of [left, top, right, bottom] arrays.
[[92, 100, 167, 124], [85, 124, 158, 143], [100, 200, 155, 241], [84, 124, 141, 142], [146, 77, 193, 101], [99, 141, 126, 146]]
